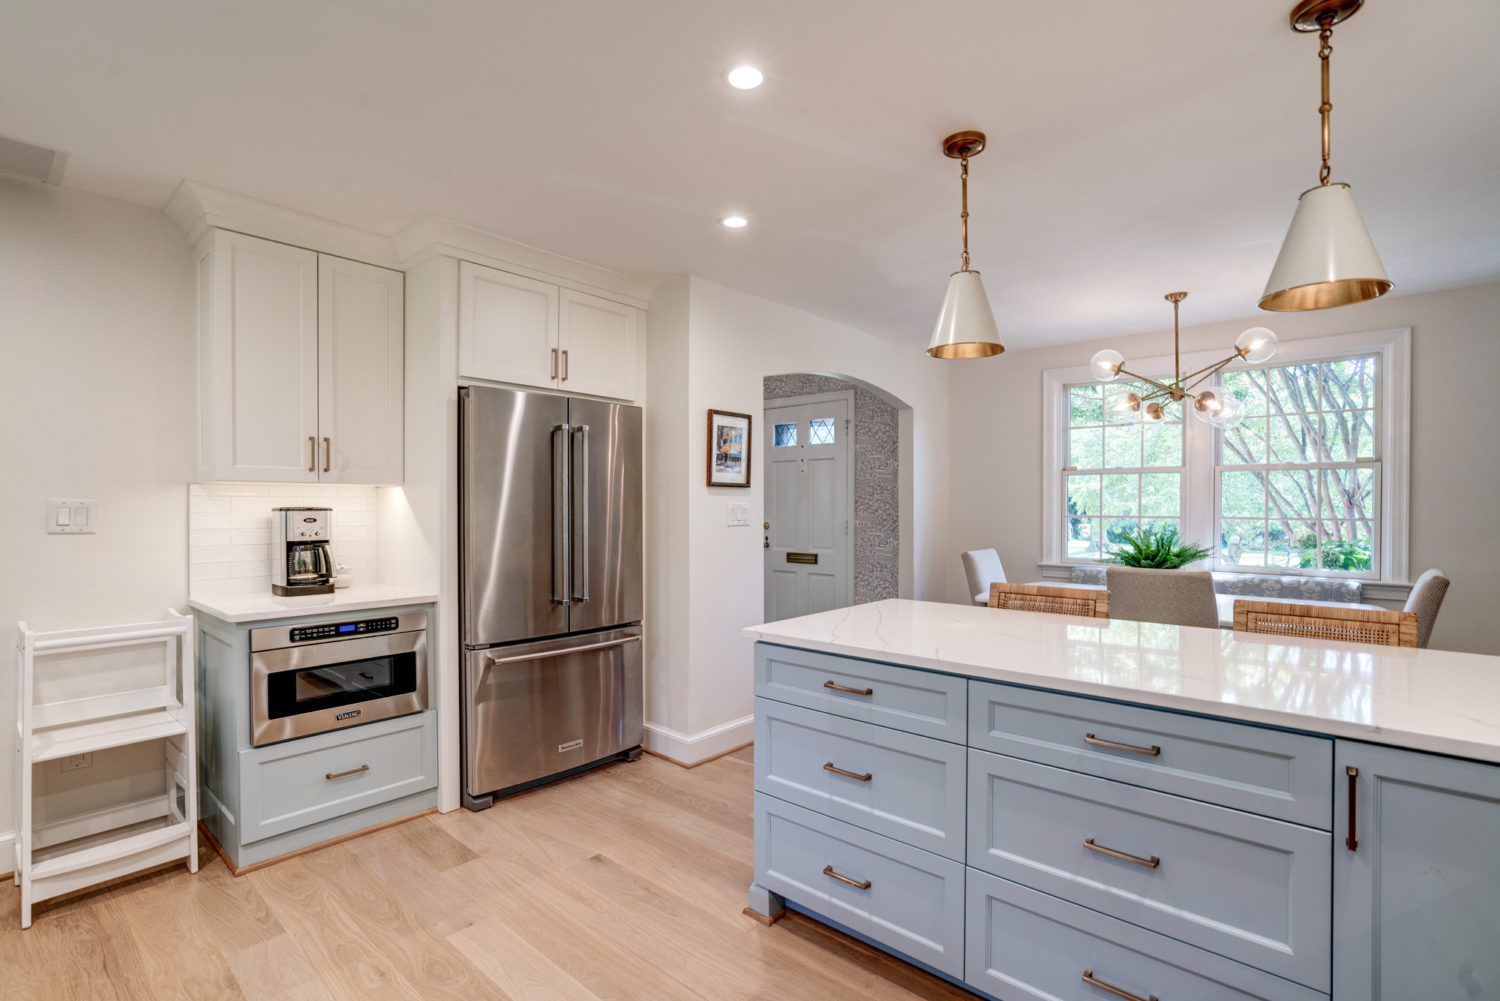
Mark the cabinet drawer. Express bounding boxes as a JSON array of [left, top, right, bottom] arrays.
[[755, 643, 966, 742], [966, 869, 1327, 1001], [754, 698, 966, 860], [969, 749, 1331, 990], [754, 793, 964, 978], [239, 712, 436, 844], [969, 681, 1332, 828]]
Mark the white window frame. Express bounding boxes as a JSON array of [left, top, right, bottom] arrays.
[[1041, 327, 1411, 591]]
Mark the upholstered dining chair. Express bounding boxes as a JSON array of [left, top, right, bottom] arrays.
[[1403, 569, 1450, 649], [1105, 567, 1218, 629], [1233, 600, 1418, 648], [962, 549, 1007, 607], [988, 582, 1110, 618]]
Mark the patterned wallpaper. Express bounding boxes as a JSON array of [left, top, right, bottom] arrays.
[[763, 375, 900, 604]]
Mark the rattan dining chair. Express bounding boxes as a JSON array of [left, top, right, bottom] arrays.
[[1233, 600, 1418, 648], [988, 582, 1110, 618]]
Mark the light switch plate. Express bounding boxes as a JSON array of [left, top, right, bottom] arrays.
[[726, 501, 750, 527], [47, 498, 97, 534]]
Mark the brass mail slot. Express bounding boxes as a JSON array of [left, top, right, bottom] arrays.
[[786, 552, 819, 565]]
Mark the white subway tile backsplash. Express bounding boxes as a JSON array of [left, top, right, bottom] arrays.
[[191, 546, 240, 564], [198, 483, 269, 497], [190, 529, 231, 547], [232, 560, 271, 578], [190, 562, 231, 581], [230, 527, 271, 546]]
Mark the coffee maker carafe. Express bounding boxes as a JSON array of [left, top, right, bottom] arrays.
[[272, 507, 334, 596]]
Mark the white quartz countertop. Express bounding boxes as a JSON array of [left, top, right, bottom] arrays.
[[744, 599, 1500, 765], [188, 584, 437, 624]]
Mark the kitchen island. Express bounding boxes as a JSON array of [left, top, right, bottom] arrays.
[[743, 599, 1500, 1001]]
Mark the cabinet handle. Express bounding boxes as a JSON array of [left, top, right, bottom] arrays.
[[1084, 837, 1160, 869], [561, 348, 569, 381], [1084, 733, 1161, 757], [325, 764, 369, 781], [551, 347, 559, 380], [1345, 765, 1359, 851], [824, 762, 872, 782], [308, 436, 316, 473], [322, 437, 331, 473], [823, 681, 873, 696], [1082, 969, 1158, 1001], [822, 865, 871, 890]]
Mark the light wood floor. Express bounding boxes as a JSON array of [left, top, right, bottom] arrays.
[[1, 746, 978, 1001]]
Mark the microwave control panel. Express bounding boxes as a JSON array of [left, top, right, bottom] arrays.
[[290, 616, 401, 644]]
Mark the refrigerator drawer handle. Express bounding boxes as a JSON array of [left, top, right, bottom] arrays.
[[487, 634, 640, 668]]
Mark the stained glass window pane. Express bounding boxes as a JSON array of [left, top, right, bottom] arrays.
[[773, 422, 798, 448], [808, 418, 836, 445]]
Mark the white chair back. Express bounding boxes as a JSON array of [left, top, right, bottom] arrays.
[[962, 549, 1007, 607]]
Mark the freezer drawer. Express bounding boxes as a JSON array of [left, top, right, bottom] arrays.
[[463, 627, 643, 798]]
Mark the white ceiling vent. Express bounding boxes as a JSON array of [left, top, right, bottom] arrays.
[[0, 135, 67, 184]]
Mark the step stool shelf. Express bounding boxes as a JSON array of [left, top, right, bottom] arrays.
[[31, 708, 188, 762]]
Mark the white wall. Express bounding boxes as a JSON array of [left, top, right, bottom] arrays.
[[0, 178, 195, 843], [947, 281, 1500, 656], [644, 276, 951, 759]]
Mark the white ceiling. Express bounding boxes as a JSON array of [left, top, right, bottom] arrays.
[[4, 0, 1499, 349]]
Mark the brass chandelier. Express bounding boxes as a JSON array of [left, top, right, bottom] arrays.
[[1089, 292, 1278, 429]]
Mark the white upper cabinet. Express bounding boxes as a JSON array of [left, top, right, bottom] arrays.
[[458, 261, 640, 401], [559, 288, 638, 401], [197, 230, 404, 484]]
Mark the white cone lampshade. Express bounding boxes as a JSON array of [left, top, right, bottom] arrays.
[[1260, 182, 1392, 311], [927, 269, 1005, 358]]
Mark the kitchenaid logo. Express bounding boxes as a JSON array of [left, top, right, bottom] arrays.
[[558, 739, 584, 753], [335, 709, 362, 721]]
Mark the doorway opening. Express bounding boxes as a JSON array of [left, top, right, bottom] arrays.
[[763, 374, 905, 622]]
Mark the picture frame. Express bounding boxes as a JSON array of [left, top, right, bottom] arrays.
[[706, 409, 752, 487]]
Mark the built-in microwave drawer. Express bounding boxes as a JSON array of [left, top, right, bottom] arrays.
[[966, 868, 1328, 1001], [968, 748, 1331, 990], [238, 711, 437, 844], [754, 643, 966, 743], [754, 698, 966, 860], [754, 793, 965, 978], [968, 680, 1332, 828]]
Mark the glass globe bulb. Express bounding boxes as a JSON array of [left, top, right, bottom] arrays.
[[1207, 393, 1246, 430], [1192, 391, 1227, 425], [1105, 388, 1142, 422], [1235, 326, 1279, 364], [1142, 400, 1167, 423], [1090, 349, 1124, 382]]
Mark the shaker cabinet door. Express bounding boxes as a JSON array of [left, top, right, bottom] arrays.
[[318, 255, 404, 484], [458, 262, 559, 389], [1333, 740, 1500, 1000], [558, 289, 638, 401]]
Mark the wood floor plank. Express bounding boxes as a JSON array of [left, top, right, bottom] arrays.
[[225, 933, 339, 1001], [353, 817, 490, 938], [102, 864, 249, 1001], [448, 916, 600, 1001]]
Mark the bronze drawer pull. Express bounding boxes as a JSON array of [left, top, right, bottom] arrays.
[[325, 764, 370, 781], [823, 680, 873, 696], [1082, 969, 1158, 1001], [1345, 765, 1359, 851], [1084, 733, 1161, 757], [822, 865, 871, 890], [824, 762, 873, 782], [1084, 837, 1160, 869]]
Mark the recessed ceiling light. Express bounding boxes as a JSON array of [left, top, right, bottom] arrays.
[[726, 66, 763, 90], [722, 215, 748, 228]]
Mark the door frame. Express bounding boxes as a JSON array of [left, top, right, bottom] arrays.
[[762, 390, 856, 617]]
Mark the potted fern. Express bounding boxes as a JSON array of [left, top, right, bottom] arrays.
[[1105, 525, 1213, 569]]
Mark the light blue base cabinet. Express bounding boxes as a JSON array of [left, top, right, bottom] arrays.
[[1334, 740, 1500, 999]]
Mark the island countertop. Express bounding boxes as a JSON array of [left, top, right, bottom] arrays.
[[744, 598, 1500, 765]]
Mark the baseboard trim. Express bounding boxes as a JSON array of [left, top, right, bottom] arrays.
[[642, 714, 754, 766], [0, 830, 12, 880]]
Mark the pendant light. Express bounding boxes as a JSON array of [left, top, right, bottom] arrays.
[[1260, 0, 1391, 312], [927, 131, 1005, 359]]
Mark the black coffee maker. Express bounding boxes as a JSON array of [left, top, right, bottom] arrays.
[[271, 506, 334, 596]]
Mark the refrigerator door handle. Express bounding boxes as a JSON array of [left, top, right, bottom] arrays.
[[552, 423, 571, 605], [485, 633, 639, 668], [572, 423, 590, 604]]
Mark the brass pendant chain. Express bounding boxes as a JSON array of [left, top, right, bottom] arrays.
[[959, 154, 971, 271], [1318, 16, 1333, 185]]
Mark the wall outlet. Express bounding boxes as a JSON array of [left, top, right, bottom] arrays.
[[726, 501, 750, 527], [61, 753, 93, 772], [47, 498, 97, 534]]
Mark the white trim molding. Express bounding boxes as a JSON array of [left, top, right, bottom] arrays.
[[643, 714, 754, 766], [1041, 327, 1412, 589], [0, 830, 12, 878]]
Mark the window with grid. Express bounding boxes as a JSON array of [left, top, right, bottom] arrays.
[[1063, 381, 1184, 562], [1216, 355, 1379, 577]]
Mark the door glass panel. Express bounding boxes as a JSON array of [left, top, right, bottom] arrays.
[[808, 418, 836, 445], [773, 422, 798, 448]]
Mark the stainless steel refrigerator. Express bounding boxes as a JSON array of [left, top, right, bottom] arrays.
[[459, 385, 643, 810]]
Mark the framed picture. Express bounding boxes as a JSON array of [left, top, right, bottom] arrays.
[[706, 409, 752, 487]]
